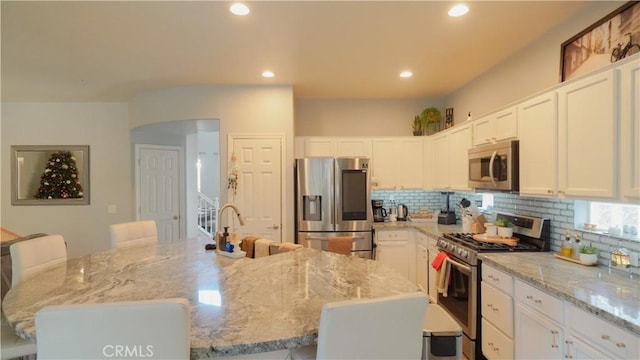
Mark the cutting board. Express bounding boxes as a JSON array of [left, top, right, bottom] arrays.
[[472, 234, 518, 246]]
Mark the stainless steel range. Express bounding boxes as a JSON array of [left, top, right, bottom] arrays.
[[435, 213, 550, 360]]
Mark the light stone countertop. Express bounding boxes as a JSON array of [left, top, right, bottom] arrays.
[[374, 221, 640, 336], [2, 238, 419, 358], [480, 252, 640, 336]]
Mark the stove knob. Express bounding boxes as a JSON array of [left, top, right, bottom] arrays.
[[459, 249, 468, 258]]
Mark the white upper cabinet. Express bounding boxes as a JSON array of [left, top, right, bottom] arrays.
[[371, 137, 423, 190], [448, 124, 473, 191], [295, 137, 371, 158], [517, 91, 558, 196], [557, 69, 617, 199], [432, 132, 450, 190], [473, 106, 518, 147], [620, 60, 640, 201], [431, 123, 472, 191]]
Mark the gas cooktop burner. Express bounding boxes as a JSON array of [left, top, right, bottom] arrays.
[[443, 233, 539, 252], [437, 213, 551, 265]]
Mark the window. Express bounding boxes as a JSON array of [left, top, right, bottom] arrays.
[[476, 193, 494, 212], [575, 201, 640, 239]]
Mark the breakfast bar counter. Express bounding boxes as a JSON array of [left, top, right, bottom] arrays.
[[2, 239, 418, 358]]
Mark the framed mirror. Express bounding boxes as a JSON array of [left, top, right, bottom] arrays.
[[11, 145, 90, 205]]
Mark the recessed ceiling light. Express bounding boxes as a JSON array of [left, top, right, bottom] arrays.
[[262, 71, 275, 78], [230, 3, 250, 16], [400, 71, 413, 78], [448, 4, 469, 17]]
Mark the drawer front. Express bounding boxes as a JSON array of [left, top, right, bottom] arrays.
[[482, 264, 513, 294], [482, 318, 514, 360], [514, 280, 563, 322], [481, 282, 513, 337], [376, 230, 409, 241], [566, 303, 640, 359]]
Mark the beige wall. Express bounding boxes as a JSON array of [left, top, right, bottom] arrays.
[[444, 1, 625, 121], [130, 85, 295, 240], [294, 97, 443, 136], [1, 102, 132, 258]]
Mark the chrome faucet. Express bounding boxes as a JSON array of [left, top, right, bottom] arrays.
[[216, 203, 247, 252]]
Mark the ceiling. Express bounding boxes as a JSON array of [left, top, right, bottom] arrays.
[[1, 1, 594, 102]]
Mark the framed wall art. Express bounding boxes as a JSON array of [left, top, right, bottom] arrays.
[[560, 1, 640, 82], [11, 145, 90, 205]]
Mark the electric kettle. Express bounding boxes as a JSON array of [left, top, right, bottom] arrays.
[[397, 204, 409, 221]]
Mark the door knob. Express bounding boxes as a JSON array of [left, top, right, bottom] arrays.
[[268, 224, 280, 230], [173, 215, 179, 220]]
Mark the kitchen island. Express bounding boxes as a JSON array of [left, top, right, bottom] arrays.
[[2, 238, 418, 359]]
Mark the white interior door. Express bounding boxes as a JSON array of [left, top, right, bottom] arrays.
[[137, 145, 182, 241], [228, 136, 283, 242]]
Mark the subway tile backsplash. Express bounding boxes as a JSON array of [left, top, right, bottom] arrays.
[[372, 190, 640, 275]]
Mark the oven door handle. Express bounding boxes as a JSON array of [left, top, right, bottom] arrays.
[[489, 150, 497, 187], [446, 257, 473, 275]]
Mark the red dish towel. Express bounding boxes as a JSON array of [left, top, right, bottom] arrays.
[[431, 252, 449, 270]]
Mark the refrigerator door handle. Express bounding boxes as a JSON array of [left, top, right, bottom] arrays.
[[304, 235, 365, 241], [331, 161, 336, 227]]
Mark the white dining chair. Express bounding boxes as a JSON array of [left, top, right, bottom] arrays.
[[109, 220, 158, 249], [35, 298, 191, 360], [1, 317, 37, 360], [9, 234, 67, 287], [4, 234, 68, 359], [289, 292, 429, 360]]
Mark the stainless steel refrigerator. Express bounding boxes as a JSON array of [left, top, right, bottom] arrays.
[[295, 158, 373, 258]]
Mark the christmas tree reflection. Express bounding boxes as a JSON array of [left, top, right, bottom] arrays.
[[34, 151, 84, 199]]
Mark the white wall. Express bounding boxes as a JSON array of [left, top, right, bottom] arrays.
[[444, 1, 624, 121], [197, 131, 220, 200], [1, 102, 132, 258], [294, 97, 443, 136], [129, 85, 295, 240]]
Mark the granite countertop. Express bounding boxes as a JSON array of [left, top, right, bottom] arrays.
[[2, 239, 418, 359], [480, 252, 640, 336], [375, 220, 640, 336]]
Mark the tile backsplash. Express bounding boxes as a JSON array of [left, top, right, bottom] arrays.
[[373, 190, 640, 275]]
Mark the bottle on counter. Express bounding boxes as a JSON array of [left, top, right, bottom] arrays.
[[560, 230, 573, 258], [572, 232, 582, 259], [219, 226, 230, 252]]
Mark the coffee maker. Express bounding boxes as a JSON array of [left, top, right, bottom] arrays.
[[437, 192, 457, 225], [372, 200, 387, 222]]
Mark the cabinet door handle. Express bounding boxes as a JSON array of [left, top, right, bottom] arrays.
[[565, 340, 573, 359], [551, 330, 559, 348]]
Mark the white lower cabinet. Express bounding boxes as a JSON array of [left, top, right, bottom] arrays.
[[426, 235, 438, 303], [415, 233, 428, 293], [375, 230, 412, 281], [514, 279, 564, 359], [564, 335, 608, 359], [482, 318, 514, 359], [481, 264, 514, 360], [564, 303, 639, 359], [514, 299, 564, 359]]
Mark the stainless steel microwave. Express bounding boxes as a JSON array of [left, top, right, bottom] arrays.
[[468, 140, 519, 192]]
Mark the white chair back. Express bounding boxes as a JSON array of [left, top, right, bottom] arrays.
[[316, 292, 428, 360], [109, 220, 157, 249], [10, 234, 67, 286], [1, 316, 37, 360], [35, 298, 190, 360]]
